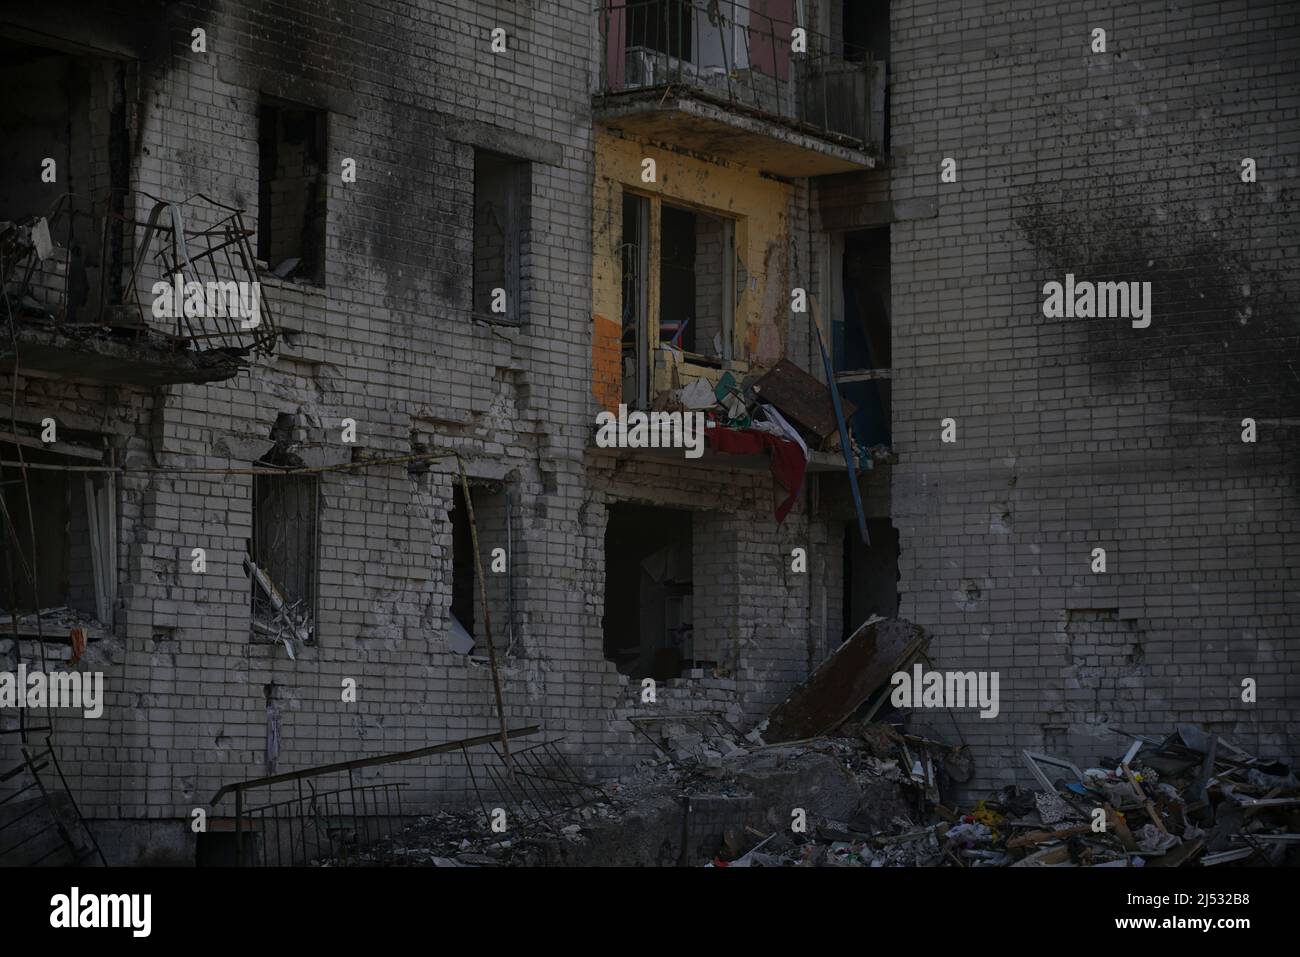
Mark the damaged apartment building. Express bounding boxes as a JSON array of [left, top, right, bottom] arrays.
[[1, 0, 1297, 867]]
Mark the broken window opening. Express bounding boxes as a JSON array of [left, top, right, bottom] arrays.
[[842, 0, 889, 63], [834, 226, 891, 448], [602, 503, 693, 681], [447, 480, 512, 655], [0, 39, 131, 323], [257, 101, 326, 284], [841, 518, 898, 642], [0, 441, 115, 640], [659, 202, 733, 367], [249, 463, 318, 652], [473, 150, 529, 321], [621, 190, 739, 408]]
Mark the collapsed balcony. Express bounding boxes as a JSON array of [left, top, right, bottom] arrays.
[[1, 191, 278, 386], [595, 0, 883, 175]]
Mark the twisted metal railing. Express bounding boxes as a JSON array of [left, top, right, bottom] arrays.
[[2, 189, 277, 356]]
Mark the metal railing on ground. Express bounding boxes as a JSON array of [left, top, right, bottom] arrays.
[[211, 725, 608, 866], [0, 737, 105, 866]]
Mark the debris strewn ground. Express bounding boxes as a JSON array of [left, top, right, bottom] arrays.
[[322, 618, 1296, 867], [325, 715, 1298, 867]]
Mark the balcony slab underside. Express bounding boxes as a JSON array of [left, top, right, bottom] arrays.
[[593, 90, 873, 177], [589, 439, 852, 474], [2, 322, 248, 386]]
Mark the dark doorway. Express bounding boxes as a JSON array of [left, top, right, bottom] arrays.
[[842, 518, 899, 639], [603, 503, 693, 680]]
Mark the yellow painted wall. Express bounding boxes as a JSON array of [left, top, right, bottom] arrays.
[[592, 131, 792, 406]]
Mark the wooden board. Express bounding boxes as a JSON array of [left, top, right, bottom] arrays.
[[764, 616, 925, 743], [751, 358, 858, 443]]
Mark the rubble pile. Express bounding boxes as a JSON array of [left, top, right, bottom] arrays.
[[975, 727, 1300, 868], [322, 616, 1296, 868], [326, 755, 744, 868], [333, 714, 960, 868], [324, 715, 1296, 868], [715, 724, 1299, 868]]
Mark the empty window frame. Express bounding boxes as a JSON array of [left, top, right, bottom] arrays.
[[0, 442, 116, 630], [249, 472, 318, 646], [842, 0, 890, 62], [473, 150, 529, 321], [0, 44, 131, 321], [620, 190, 737, 406], [257, 102, 327, 283], [833, 226, 891, 447], [602, 503, 693, 681], [659, 202, 733, 365]]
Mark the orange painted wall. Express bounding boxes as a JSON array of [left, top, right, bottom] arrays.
[[592, 312, 622, 412]]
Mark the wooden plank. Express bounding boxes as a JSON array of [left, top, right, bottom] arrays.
[[751, 358, 857, 443], [834, 368, 892, 383], [764, 616, 925, 743], [1012, 844, 1072, 867], [1007, 825, 1092, 848], [1123, 762, 1170, 835], [1107, 803, 1138, 851]]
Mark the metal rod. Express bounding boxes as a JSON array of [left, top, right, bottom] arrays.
[[234, 788, 243, 866], [45, 735, 106, 866], [0, 450, 454, 478]]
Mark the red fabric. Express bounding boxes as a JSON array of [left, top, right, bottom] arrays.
[[708, 427, 764, 456], [763, 432, 807, 523], [69, 627, 87, 666], [707, 427, 807, 523]]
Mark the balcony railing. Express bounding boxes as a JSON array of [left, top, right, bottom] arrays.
[[1, 190, 277, 384], [596, 0, 883, 150]]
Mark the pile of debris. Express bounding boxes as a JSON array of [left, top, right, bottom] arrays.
[[322, 615, 1296, 867], [938, 728, 1299, 868], [710, 725, 1299, 868], [658, 358, 891, 523], [328, 618, 949, 867], [244, 556, 313, 659], [332, 708, 971, 868]]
